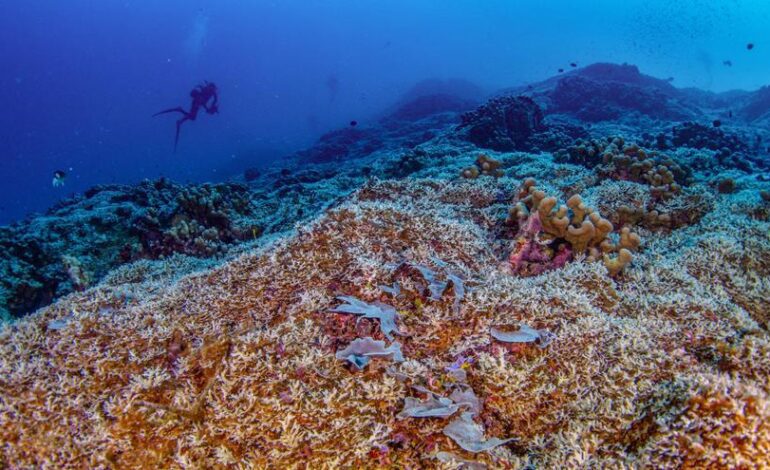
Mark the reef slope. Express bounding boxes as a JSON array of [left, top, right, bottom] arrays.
[[2, 154, 770, 468]]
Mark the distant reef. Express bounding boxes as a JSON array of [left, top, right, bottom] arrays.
[[1, 63, 770, 467]]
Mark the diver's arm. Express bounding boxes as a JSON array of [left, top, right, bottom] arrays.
[[204, 93, 219, 113]]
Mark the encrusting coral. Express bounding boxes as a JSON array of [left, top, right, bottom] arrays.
[[506, 178, 641, 277]]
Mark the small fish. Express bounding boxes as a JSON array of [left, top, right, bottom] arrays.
[[570, 62, 577, 68], [52, 170, 66, 187], [747, 43, 754, 50], [713, 119, 722, 128], [666, 77, 675, 82], [723, 60, 733, 67], [349, 120, 358, 127], [558, 68, 564, 73], [728, 110, 733, 118]]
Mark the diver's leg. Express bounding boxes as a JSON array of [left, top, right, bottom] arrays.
[[153, 107, 188, 117], [174, 116, 191, 152]]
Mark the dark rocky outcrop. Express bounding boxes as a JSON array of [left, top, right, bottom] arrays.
[[385, 93, 477, 122], [458, 96, 545, 151], [547, 73, 692, 122]]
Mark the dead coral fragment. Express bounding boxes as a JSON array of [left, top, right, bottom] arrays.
[[378, 282, 401, 297], [490, 324, 555, 349], [330, 296, 403, 340], [397, 395, 460, 419], [398, 385, 482, 419], [443, 412, 515, 453], [335, 337, 404, 370], [400, 261, 468, 314], [449, 386, 483, 416]]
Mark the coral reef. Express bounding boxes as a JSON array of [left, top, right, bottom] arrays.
[[541, 63, 696, 122], [1, 174, 768, 468], [670, 121, 748, 152], [0, 168, 363, 319], [548, 75, 689, 122], [2, 62, 770, 468]]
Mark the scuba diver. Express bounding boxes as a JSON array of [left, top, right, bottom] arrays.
[[52, 170, 67, 187], [154, 81, 219, 152]]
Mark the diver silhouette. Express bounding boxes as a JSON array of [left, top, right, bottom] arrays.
[[154, 81, 219, 152]]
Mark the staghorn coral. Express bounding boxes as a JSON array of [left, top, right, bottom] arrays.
[[639, 375, 770, 468], [506, 178, 641, 277], [6, 61, 770, 468]]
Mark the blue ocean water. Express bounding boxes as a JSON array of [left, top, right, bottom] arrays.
[[1, 0, 769, 225]]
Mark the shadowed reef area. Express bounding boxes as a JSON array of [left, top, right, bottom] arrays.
[[1, 63, 770, 468]]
